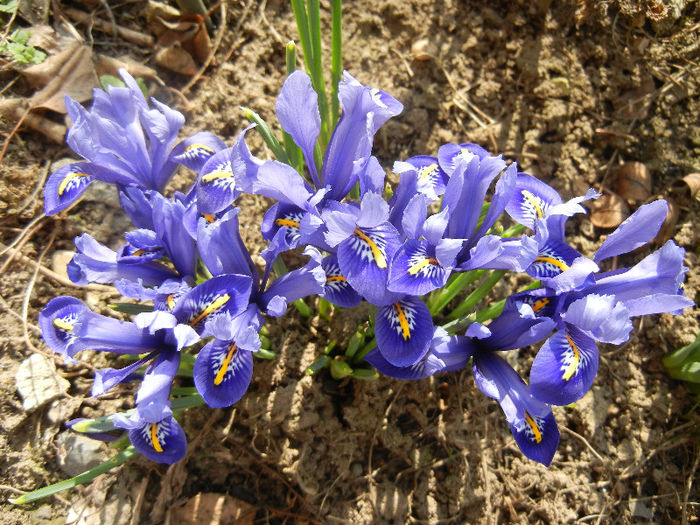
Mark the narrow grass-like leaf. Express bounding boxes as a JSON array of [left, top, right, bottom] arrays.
[[448, 270, 507, 320], [9, 446, 139, 505], [330, 0, 342, 128]]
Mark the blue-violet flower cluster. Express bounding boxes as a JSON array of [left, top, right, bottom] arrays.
[[40, 69, 694, 466]]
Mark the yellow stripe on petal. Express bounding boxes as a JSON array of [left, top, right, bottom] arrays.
[[407, 257, 439, 275], [151, 423, 163, 452], [214, 344, 237, 386], [534, 256, 570, 272], [394, 303, 411, 341], [521, 189, 544, 219], [189, 294, 231, 327], [326, 275, 346, 282], [275, 219, 300, 228], [184, 143, 215, 154], [201, 170, 234, 183], [53, 318, 73, 331], [203, 214, 216, 223], [166, 294, 176, 311], [532, 298, 550, 313], [525, 412, 543, 444], [354, 228, 386, 268], [58, 172, 90, 196], [562, 333, 580, 381], [419, 163, 439, 179]]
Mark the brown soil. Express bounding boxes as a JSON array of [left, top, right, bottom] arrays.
[[1, 1, 699, 524]]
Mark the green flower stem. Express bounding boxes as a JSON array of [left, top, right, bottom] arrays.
[[318, 297, 332, 322], [353, 336, 377, 364], [109, 303, 153, 315], [306, 0, 330, 148], [344, 327, 365, 359], [240, 106, 289, 163], [429, 270, 485, 316], [9, 446, 139, 505], [448, 270, 507, 320], [283, 41, 304, 174], [473, 280, 541, 324], [330, 0, 342, 128]]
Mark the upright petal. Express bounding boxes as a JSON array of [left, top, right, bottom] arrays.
[[276, 70, 321, 186]]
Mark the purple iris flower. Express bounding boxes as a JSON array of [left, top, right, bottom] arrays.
[[44, 69, 223, 216], [240, 70, 403, 265], [508, 201, 695, 406], [368, 305, 559, 465]]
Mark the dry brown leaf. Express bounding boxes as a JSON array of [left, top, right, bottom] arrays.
[[155, 45, 197, 76], [590, 192, 630, 228], [174, 493, 255, 525], [23, 40, 97, 113], [96, 54, 160, 82], [616, 161, 652, 204], [672, 173, 700, 199]]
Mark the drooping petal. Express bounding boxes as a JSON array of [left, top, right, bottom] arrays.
[[126, 415, 187, 464], [39, 297, 89, 361], [364, 347, 447, 379], [530, 326, 598, 406], [593, 200, 668, 263], [337, 222, 402, 306], [44, 163, 94, 215], [505, 173, 562, 230], [375, 297, 433, 367], [472, 351, 559, 465], [510, 411, 559, 467], [545, 257, 599, 294], [320, 254, 362, 308], [195, 147, 241, 214], [397, 155, 448, 201], [527, 238, 583, 280], [194, 340, 253, 408], [388, 240, 449, 296], [171, 131, 226, 172], [276, 70, 321, 186], [173, 274, 253, 331]]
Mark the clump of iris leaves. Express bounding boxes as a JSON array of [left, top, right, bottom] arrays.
[[11, 0, 695, 505]]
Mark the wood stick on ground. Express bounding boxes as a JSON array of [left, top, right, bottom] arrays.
[[64, 7, 154, 47]]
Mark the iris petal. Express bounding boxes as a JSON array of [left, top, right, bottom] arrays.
[[194, 340, 253, 408], [530, 327, 599, 406], [375, 297, 433, 367]]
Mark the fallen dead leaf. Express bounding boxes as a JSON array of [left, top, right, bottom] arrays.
[[174, 493, 255, 525], [590, 191, 630, 228], [23, 39, 97, 112], [96, 54, 161, 82], [155, 44, 197, 76], [616, 161, 652, 204], [672, 173, 700, 200]]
